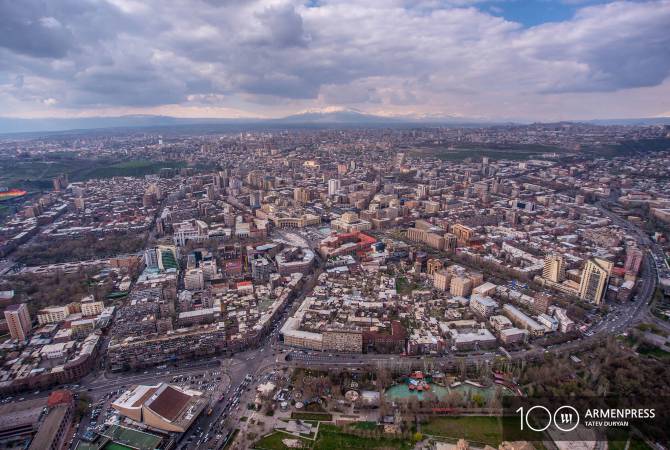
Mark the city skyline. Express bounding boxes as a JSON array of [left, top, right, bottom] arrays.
[[1, 0, 670, 122]]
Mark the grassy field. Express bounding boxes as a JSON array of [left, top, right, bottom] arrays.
[[314, 424, 413, 450], [79, 159, 186, 179], [254, 431, 312, 450], [291, 412, 333, 421], [421, 416, 544, 446], [422, 416, 502, 444], [254, 424, 414, 450], [351, 421, 379, 430], [0, 155, 186, 192]]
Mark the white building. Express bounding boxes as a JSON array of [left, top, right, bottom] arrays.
[[328, 179, 341, 196]]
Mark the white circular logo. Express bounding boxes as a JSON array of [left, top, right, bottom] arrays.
[[553, 405, 580, 432], [525, 405, 552, 432]]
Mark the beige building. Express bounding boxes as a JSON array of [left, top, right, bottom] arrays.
[[37, 305, 70, 325], [444, 233, 458, 252], [112, 383, 206, 433], [542, 254, 565, 283], [451, 224, 474, 246], [578, 257, 613, 305], [425, 232, 445, 250], [280, 317, 323, 350], [293, 187, 312, 204], [71, 318, 96, 338], [433, 270, 452, 291], [331, 212, 372, 233], [426, 259, 443, 275], [406, 227, 427, 242], [4, 303, 31, 341], [81, 297, 104, 317], [451, 276, 473, 297], [322, 329, 363, 353], [184, 268, 205, 291]]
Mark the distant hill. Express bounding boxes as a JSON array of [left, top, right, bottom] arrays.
[[581, 117, 670, 126], [0, 111, 667, 135], [0, 115, 251, 135]]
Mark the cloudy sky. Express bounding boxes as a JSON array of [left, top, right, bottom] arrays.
[[1, 0, 669, 121]]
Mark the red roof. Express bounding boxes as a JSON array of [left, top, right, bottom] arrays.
[[47, 390, 73, 407]]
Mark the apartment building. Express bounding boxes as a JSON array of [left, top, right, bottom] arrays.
[[578, 257, 613, 305], [4, 303, 31, 341]]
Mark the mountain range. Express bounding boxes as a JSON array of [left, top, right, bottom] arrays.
[[0, 109, 668, 135]]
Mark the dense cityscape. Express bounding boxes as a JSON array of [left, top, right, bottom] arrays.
[[0, 121, 668, 450], [2, 0, 670, 448]]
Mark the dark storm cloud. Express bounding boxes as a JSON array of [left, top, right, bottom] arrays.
[[0, 0, 74, 58], [250, 5, 310, 48]]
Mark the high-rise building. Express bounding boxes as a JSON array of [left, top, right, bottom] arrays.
[[542, 254, 565, 283], [293, 187, 311, 204], [4, 303, 31, 341], [249, 191, 262, 208], [52, 173, 69, 191], [328, 179, 340, 196], [624, 247, 643, 275], [578, 258, 613, 305]]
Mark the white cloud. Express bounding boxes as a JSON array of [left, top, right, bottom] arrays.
[[0, 0, 668, 120]]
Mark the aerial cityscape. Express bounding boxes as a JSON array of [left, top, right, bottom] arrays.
[[1, 1, 670, 450]]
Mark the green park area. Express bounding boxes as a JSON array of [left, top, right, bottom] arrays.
[[421, 416, 544, 447], [290, 412, 333, 421], [0, 154, 186, 192], [314, 424, 413, 450], [254, 424, 415, 450], [82, 159, 186, 179]]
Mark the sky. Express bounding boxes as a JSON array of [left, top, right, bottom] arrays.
[[0, 0, 669, 121]]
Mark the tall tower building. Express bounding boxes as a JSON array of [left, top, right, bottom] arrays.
[[293, 187, 310, 204], [328, 179, 340, 196], [542, 254, 566, 283], [4, 303, 31, 341], [578, 258, 613, 305], [395, 152, 406, 169]]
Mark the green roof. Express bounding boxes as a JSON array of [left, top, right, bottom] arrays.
[[99, 425, 162, 450]]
